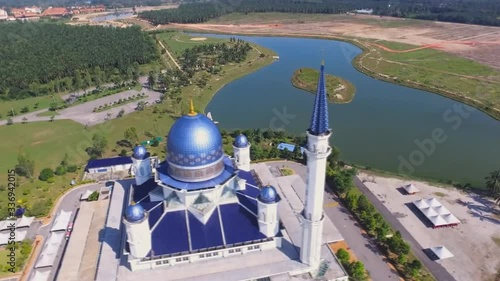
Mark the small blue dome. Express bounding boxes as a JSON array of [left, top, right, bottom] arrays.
[[167, 113, 223, 167], [124, 204, 145, 222], [234, 134, 249, 148], [133, 145, 147, 159], [260, 185, 277, 203]]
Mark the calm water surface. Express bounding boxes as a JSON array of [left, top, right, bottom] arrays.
[[201, 34, 500, 187]]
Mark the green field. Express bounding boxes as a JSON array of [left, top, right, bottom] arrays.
[[355, 40, 500, 119], [0, 31, 276, 218], [209, 12, 431, 28], [291, 67, 356, 103], [156, 31, 228, 59]]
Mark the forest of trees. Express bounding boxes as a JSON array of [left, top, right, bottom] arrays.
[[0, 22, 158, 100], [139, 0, 500, 27]]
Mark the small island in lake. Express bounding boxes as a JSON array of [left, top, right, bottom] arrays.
[[291, 68, 356, 103]]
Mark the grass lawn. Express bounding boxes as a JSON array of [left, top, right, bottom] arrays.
[[156, 31, 228, 59], [291, 67, 356, 103], [0, 95, 63, 121], [280, 168, 294, 176], [358, 40, 500, 119]]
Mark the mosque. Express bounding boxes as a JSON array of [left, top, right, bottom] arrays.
[[108, 63, 347, 280]]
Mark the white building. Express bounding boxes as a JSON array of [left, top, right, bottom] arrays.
[[0, 9, 8, 20]]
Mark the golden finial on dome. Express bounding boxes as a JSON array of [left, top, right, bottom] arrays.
[[188, 99, 197, 116], [321, 59, 325, 66], [131, 201, 136, 205]]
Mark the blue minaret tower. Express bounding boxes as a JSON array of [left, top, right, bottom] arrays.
[[300, 61, 332, 268]]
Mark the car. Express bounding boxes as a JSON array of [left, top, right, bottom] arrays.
[[67, 222, 73, 231], [65, 231, 71, 240]]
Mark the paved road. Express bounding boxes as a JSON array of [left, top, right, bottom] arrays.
[[267, 161, 401, 281], [0, 77, 160, 126], [354, 177, 456, 281], [25, 183, 103, 281]]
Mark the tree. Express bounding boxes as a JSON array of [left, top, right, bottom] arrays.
[[336, 248, 350, 265], [86, 133, 108, 158], [124, 127, 139, 144], [88, 191, 99, 201], [147, 71, 156, 89], [15, 151, 35, 178], [39, 168, 54, 181], [135, 101, 147, 111], [349, 261, 367, 281], [117, 108, 125, 118], [50, 115, 55, 122], [6, 118, 13, 125], [55, 165, 67, 176], [405, 260, 422, 277], [485, 170, 500, 195], [22, 117, 28, 124], [20, 106, 29, 113]]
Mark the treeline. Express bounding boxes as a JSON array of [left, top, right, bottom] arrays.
[[0, 0, 174, 8], [139, 2, 231, 24], [0, 22, 158, 100], [139, 0, 500, 27]]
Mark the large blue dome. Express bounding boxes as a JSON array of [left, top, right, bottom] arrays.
[[167, 113, 223, 168], [124, 204, 145, 222], [233, 134, 249, 148], [259, 185, 277, 203]]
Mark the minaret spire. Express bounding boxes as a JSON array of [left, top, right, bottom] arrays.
[[187, 99, 197, 116], [309, 62, 330, 136]]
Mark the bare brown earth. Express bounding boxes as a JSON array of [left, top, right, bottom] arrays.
[[157, 14, 500, 69]]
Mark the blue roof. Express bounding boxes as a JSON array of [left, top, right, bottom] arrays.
[[188, 211, 224, 250], [309, 63, 330, 136], [236, 193, 258, 214], [151, 210, 189, 255], [147, 203, 164, 229], [85, 156, 132, 170], [157, 157, 235, 191], [132, 179, 157, 202], [219, 204, 266, 244], [277, 143, 305, 154], [236, 184, 260, 198], [237, 170, 259, 187]]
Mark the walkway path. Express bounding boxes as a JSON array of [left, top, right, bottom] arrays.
[[267, 161, 401, 281], [157, 39, 182, 71], [353, 176, 456, 281]]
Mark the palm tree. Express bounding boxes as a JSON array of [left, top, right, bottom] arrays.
[[485, 170, 500, 195]]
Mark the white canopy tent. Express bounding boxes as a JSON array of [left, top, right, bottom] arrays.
[[0, 229, 28, 245], [50, 210, 73, 232], [412, 197, 460, 228], [35, 231, 65, 268], [430, 246, 454, 260], [16, 216, 35, 228], [403, 184, 420, 194], [29, 268, 51, 281], [80, 190, 93, 201]]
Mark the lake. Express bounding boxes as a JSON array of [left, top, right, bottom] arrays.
[[202, 34, 500, 187]]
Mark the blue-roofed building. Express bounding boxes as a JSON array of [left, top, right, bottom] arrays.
[[277, 143, 305, 154], [101, 63, 349, 281], [119, 101, 283, 272], [85, 156, 132, 174]]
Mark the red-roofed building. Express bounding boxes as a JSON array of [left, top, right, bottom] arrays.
[[42, 7, 69, 17]]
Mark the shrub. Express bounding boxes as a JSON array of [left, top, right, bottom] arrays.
[[55, 165, 67, 176], [39, 168, 54, 181], [46, 177, 55, 184], [66, 165, 78, 173]]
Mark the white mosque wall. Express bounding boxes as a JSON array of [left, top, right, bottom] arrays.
[[233, 144, 251, 171], [128, 237, 281, 271], [257, 200, 280, 237], [123, 215, 152, 259]]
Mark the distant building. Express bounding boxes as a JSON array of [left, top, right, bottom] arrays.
[[277, 142, 305, 154], [72, 5, 106, 15], [0, 9, 8, 20], [42, 7, 69, 17], [9, 6, 41, 20], [355, 9, 374, 15], [85, 156, 133, 174]]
